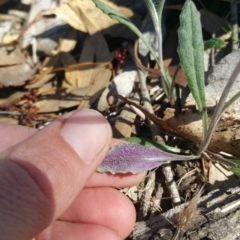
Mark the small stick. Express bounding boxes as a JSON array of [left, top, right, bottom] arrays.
[[134, 40, 162, 78], [107, 92, 177, 135]]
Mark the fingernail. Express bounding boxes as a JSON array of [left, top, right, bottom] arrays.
[[60, 109, 111, 164]]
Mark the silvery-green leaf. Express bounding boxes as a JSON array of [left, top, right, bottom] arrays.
[[177, 0, 207, 136]]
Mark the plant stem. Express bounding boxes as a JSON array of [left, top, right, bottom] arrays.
[[155, 0, 170, 97], [157, 0, 165, 20], [231, 0, 239, 51], [222, 91, 240, 114], [197, 60, 240, 154], [156, 24, 170, 95], [144, 0, 170, 97], [157, 0, 167, 82], [201, 106, 208, 138]]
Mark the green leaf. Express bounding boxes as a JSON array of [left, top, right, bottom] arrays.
[[164, 67, 176, 101], [222, 91, 240, 115], [204, 38, 226, 50], [229, 159, 240, 177], [92, 0, 160, 65], [177, 0, 207, 136], [124, 137, 190, 154], [144, 0, 171, 101]]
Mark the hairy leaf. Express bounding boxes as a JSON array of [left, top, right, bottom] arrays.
[[97, 143, 198, 174], [204, 38, 225, 50], [177, 0, 207, 136]]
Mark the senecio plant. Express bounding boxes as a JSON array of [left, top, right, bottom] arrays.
[[92, 0, 240, 176]]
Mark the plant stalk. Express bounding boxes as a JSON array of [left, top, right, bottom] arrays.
[[231, 0, 239, 51], [197, 60, 240, 154], [144, 0, 170, 97]]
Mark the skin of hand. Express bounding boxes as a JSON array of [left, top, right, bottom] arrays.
[[0, 109, 146, 240]]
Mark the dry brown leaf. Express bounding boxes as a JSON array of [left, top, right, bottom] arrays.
[[79, 7, 111, 62], [58, 28, 78, 53], [79, 35, 95, 62], [0, 91, 24, 107], [35, 99, 80, 113], [59, 55, 112, 90], [55, 0, 140, 40], [76, 35, 95, 88], [53, 17, 110, 89], [0, 47, 39, 86], [34, 64, 111, 113], [51, 62, 111, 73], [60, 52, 82, 88], [0, 63, 22, 67], [37, 88, 58, 96], [113, 102, 139, 138], [0, 116, 18, 124], [54, 1, 86, 32], [42, 27, 76, 78], [77, 66, 112, 109], [2, 34, 19, 44], [163, 108, 240, 158], [0, 47, 25, 66], [57, 59, 111, 90], [28, 67, 54, 86], [28, 73, 56, 88], [69, 86, 91, 101], [28, 53, 62, 88], [114, 107, 136, 138], [208, 162, 234, 191], [75, 67, 94, 89], [0, 64, 39, 86]]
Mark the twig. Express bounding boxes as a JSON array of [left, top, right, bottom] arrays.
[[205, 150, 240, 168], [137, 67, 158, 135], [0, 111, 22, 116], [132, 37, 182, 208], [138, 171, 156, 220], [137, 65, 181, 206], [162, 162, 181, 206], [135, 64, 161, 217], [106, 92, 176, 135], [134, 40, 161, 78]]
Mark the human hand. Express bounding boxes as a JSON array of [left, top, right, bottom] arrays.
[[0, 109, 146, 240]]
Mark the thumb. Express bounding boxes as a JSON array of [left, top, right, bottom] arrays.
[[0, 109, 112, 240]]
